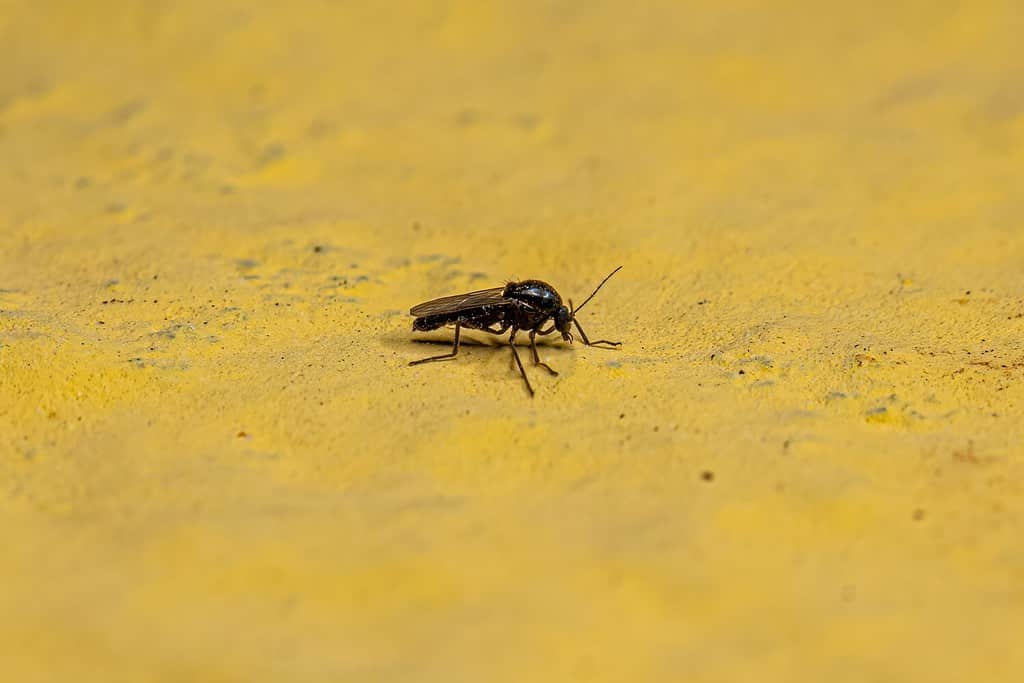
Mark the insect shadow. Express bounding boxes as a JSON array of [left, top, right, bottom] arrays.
[[407, 266, 622, 396]]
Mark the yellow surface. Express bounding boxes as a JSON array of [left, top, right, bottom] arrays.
[[2, 1, 1023, 680]]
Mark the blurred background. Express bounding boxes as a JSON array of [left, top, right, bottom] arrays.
[[2, 1, 1022, 681]]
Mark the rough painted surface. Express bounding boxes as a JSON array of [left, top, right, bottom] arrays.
[[2, 1, 1023, 680]]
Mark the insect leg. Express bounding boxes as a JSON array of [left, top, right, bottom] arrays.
[[572, 319, 621, 348], [508, 329, 534, 396], [481, 322, 511, 335], [529, 329, 558, 376], [409, 323, 462, 365]]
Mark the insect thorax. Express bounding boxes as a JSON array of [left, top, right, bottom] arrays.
[[503, 280, 562, 313]]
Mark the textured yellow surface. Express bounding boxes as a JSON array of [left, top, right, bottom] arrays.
[[2, 1, 1023, 680]]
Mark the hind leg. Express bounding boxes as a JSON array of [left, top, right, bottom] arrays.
[[409, 324, 462, 365]]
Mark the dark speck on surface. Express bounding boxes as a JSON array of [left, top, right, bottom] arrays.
[[456, 108, 479, 126], [258, 143, 286, 166], [514, 113, 540, 130], [701, 470, 714, 482], [108, 99, 146, 124]]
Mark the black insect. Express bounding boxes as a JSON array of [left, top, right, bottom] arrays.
[[408, 266, 622, 396]]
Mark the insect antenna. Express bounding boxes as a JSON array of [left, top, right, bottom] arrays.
[[570, 266, 622, 318]]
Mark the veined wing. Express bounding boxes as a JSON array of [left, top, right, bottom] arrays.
[[410, 287, 508, 316]]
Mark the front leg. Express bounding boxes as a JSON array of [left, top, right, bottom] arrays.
[[572, 319, 621, 348], [529, 329, 558, 376]]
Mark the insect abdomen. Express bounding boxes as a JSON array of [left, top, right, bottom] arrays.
[[412, 314, 451, 332]]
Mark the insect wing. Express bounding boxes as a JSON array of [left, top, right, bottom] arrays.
[[410, 287, 509, 316]]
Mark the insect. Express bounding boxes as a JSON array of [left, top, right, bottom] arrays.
[[408, 266, 622, 396]]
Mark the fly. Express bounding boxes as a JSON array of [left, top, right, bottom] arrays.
[[408, 266, 622, 396]]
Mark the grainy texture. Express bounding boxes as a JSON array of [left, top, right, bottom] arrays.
[[2, 1, 1023, 680]]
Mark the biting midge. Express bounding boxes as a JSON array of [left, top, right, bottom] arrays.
[[408, 266, 622, 396]]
